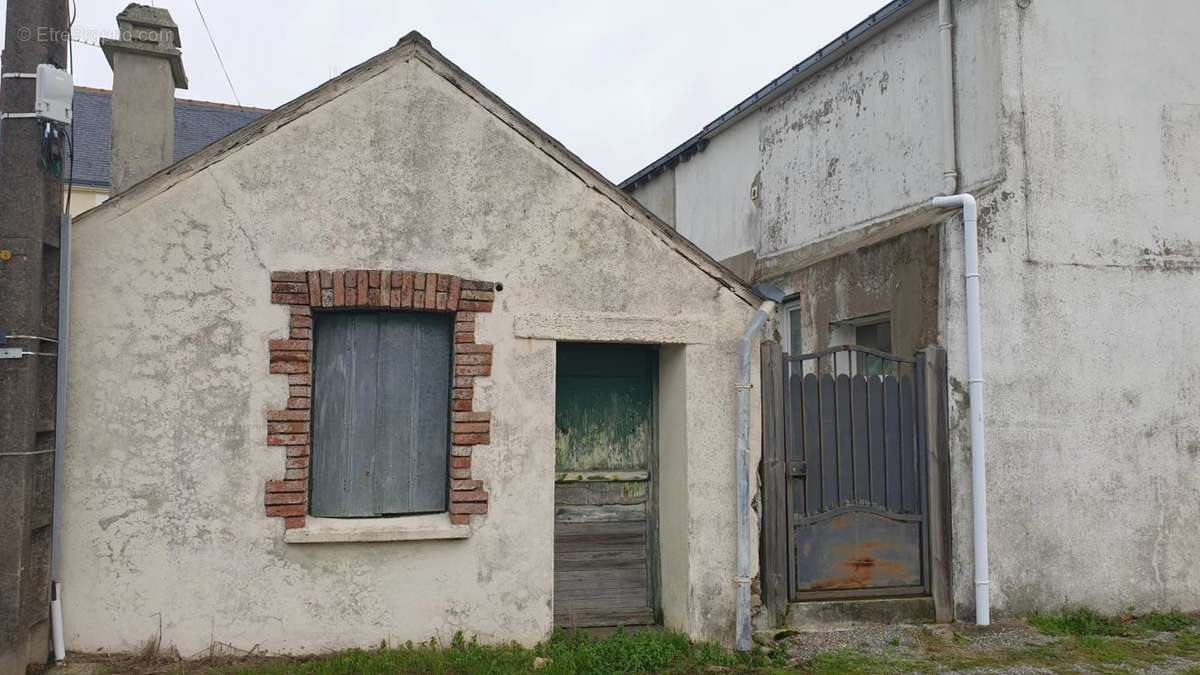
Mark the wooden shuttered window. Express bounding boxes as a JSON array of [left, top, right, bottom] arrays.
[[310, 312, 452, 517]]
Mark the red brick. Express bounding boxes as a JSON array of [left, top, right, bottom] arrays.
[[268, 421, 307, 433], [401, 272, 414, 307], [271, 351, 310, 363], [291, 314, 314, 328], [286, 456, 310, 469], [454, 332, 474, 344], [285, 516, 306, 529], [346, 286, 357, 305], [453, 422, 490, 434], [266, 492, 305, 505], [380, 270, 393, 306], [266, 479, 307, 493], [451, 388, 474, 400], [288, 373, 312, 386], [289, 385, 312, 398], [368, 270, 381, 288], [266, 409, 308, 421], [333, 271, 346, 306], [391, 271, 403, 286], [450, 502, 487, 515], [447, 276, 462, 311], [451, 489, 488, 502], [267, 433, 309, 446], [271, 293, 310, 305], [390, 289, 403, 306], [291, 305, 313, 316], [450, 456, 471, 469], [453, 411, 490, 423], [451, 399, 473, 412], [345, 271, 357, 287], [453, 376, 475, 388], [451, 479, 482, 491], [271, 271, 308, 283], [356, 271, 369, 301], [320, 270, 333, 287], [413, 273, 425, 291], [460, 289, 495, 302], [270, 361, 308, 374], [287, 397, 311, 410], [459, 300, 493, 312], [455, 365, 491, 377], [462, 280, 494, 291], [307, 272, 322, 305], [449, 513, 471, 525], [450, 467, 472, 479], [424, 274, 438, 309], [455, 343, 492, 354], [436, 275, 450, 292], [456, 312, 476, 323], [290, 327, 312, 340], [450, 445, 472, 457], [436, 291, 448, 310], [413, 290, 425, 307], [266, 504, 306, 518], [367, 289, 381, 306], [321, 288, 333, 308], [271, 281, 308, 294], [284, 468, 308, 481], [285, 445, 310, 458], [455, 353, 491, 366], [453, 433, 489, 445]]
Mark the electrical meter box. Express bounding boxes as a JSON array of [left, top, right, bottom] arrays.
[[35, 64, 73, 124]]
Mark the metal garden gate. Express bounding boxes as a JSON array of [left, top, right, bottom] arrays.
[[760, 343, 953, 622]]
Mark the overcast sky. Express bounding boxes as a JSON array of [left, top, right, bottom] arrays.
[[5, 0, 883, 182]]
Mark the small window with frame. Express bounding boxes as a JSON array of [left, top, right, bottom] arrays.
[[308, 311, 453, 518], [830, 313, 895, 376], [781, 300, 804, 355]]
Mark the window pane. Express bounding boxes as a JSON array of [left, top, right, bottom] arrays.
[[787, 306, 803, 354]]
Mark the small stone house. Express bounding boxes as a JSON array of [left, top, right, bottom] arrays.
[[62, 32, 766, 654]]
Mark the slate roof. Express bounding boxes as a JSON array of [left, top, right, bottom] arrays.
[[68, 87, 269, 188]]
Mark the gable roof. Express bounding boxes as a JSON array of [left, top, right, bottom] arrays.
[[69, 87, 268, 188], [619, 0, 928, 189], [75, 31, 760, 305]]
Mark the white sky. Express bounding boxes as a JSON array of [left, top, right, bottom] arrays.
[[4, 0, 883, 182]]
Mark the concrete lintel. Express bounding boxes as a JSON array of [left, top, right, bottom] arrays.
[[284, 513, 470, 544], [99, 38, 188, 89], [513, 312, 716, 344]]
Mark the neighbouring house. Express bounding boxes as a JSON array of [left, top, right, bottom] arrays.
[[65, 87, 267, 216], [625, 0, 1200, 625], [61, 15, 766, 657]]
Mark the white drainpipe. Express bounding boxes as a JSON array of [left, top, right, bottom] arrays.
[[735, 284, 783, 651], [931, 194, 989, 626], [938, 0, 959, 195]]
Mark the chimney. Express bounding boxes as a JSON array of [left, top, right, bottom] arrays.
[[100, 3, 187, 194]]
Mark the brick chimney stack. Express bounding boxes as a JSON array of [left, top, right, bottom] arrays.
[[100, 3, 187, 194]]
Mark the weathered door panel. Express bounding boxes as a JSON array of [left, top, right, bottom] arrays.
[[553, 344, 657, 628], [310, 312, 451, 517], [793, 509, 923, 593]]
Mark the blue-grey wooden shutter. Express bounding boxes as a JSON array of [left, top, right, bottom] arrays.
[[310, 312, 452, 517]]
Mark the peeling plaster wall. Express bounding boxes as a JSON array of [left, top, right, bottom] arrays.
[[945, 0, 1200, 617], [62, 54, 758, 654], [631, 0, 1200, 620]]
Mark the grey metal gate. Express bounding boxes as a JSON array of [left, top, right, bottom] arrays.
[[760, 343, 953, 620]]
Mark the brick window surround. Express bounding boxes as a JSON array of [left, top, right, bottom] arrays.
[[263, 270, 494, 531]]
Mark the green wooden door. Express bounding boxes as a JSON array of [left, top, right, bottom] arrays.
[[554, 343, 657, 627]]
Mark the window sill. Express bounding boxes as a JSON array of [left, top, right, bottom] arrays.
[[284, 513, 469, 544]]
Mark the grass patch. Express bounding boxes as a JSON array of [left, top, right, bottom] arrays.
[[1137, 611, 1197, 633], [1028, 608, 1131, 637], [218, 629, 786, 675]]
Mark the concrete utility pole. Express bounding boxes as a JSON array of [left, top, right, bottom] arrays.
[[0, 0, 70, 672]]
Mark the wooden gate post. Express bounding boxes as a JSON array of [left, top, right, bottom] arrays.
[[921, 346, 954, 622], [759, 341, 788, 624]]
